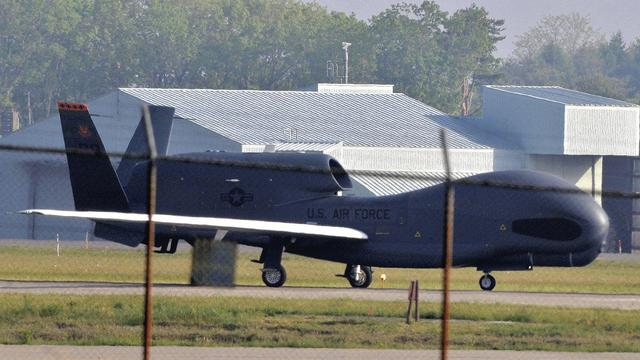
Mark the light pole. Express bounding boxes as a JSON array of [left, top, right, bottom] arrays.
[[342, 42, 351, 84]]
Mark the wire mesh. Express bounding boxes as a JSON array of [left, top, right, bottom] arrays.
[[0, 106, 639, 360]]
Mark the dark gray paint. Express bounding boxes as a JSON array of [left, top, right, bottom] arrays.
[[0, 99, 240, 241], [57, 105, 607, 272]]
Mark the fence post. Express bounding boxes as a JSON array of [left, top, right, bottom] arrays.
[[141, 105, 158, 360], [406, 280, 415, 324], [440, 129, 455, 360], [414, 280, 419, 322]]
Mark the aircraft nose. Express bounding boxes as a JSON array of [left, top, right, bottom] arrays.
[[576, 199, 609, 253]]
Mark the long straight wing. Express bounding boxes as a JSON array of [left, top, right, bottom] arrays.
[[20, 209, 368, 240]]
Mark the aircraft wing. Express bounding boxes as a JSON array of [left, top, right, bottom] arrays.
[[20, 209, 368, 240]]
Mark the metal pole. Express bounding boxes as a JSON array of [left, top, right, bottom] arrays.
[[342, 42, 351, 84], [345, 47, 349, 84], [406, 280, 415, 324], [142, 105, 158, 360], [414, 280, 419, 322], [440, 129, 455, 360], [27, 91, 32, 125]]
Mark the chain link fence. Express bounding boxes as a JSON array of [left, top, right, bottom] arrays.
[[0, 105, 639, 360]]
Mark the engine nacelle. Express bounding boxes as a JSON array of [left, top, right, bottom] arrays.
[[125, 151, 352, 212], [298, 157, 352, 193]]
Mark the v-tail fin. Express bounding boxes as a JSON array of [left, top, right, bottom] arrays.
[[117, 106, 175, 186], [58, 102, 129, 212]]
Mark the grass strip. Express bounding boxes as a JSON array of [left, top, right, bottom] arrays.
[[0, 294, 639, 351], [1, 245, 639, 294]]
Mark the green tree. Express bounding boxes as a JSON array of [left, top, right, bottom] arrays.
[[202, 0, 370, 90], [0, 0, 82, 118], [133, 0, 201, 88], [369, 2, 447, 107], [59, 1, 138, 100], [369, 1, 503, 114], [599, 31, 627, 77], [513, 13, 604, 61], [573, 45, 628, 99], [621, 39, 640, 102], [441, 4, 504, 114], [0, 0, 508, 123], [503, 14, 632, 102]]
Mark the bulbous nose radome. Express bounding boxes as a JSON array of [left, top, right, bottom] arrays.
[[575, 198, 609, 255]]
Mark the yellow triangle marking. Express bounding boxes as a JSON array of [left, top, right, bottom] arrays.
[[414, 231, 422, 238], [500, 224, 507, 231]]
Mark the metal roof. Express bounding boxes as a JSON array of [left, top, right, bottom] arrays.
[[350, 171, 476, 196], [120, 88, 492, 149], [274, 142, 341, 152], [486, 85, 638, 107]]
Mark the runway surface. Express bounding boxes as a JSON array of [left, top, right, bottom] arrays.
[[1, 345, 638, 360], [2, 280, 639, 309]]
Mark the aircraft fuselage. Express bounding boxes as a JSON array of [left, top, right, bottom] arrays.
[[98, 152, 607, 272], [47, 103, 609, 289]]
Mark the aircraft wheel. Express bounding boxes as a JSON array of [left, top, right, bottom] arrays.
[[262, 265, 287, 287], [479, 273, 496, 291], [347, 265, 372, 288]]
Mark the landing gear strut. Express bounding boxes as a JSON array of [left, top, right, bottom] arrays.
[[479, 272, 496, 291], [258, 238, 287, 287], [346, 264, 373, 288]]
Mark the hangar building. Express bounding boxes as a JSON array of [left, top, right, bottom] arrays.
[[478, 86, 640, 252], [0, 84, 638, 252]]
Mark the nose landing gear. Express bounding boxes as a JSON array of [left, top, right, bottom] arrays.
[[479, 272, 496, 291]]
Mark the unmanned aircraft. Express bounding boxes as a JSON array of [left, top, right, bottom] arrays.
[[21, 102, 609, 290]]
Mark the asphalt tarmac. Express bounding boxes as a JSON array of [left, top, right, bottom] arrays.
[[1, 280, 639, 309], [1, 345, 638, 360]]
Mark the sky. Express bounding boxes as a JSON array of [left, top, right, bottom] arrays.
[[306, 0, 640, 58]]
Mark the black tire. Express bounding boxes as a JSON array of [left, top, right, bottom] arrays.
[[479, 273, 496, 291], [347, 265, 372, 288], [262, 265, 287, 287]]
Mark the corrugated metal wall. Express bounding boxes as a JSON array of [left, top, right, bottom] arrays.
[[340, 147, 495, 173], [564, 106, 639, 156]]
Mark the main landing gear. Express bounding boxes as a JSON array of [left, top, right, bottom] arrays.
[[257, 239, 288, 287], [262, 264, 287, 288], [479, 272, 496, 291], [255, 239, 374, 289], [345, 264, 373, 288]]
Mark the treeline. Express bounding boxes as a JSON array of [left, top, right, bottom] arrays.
[[0, 0, 502, 122], [4, 1, 640, 125], [503, 13, 640, 104]]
